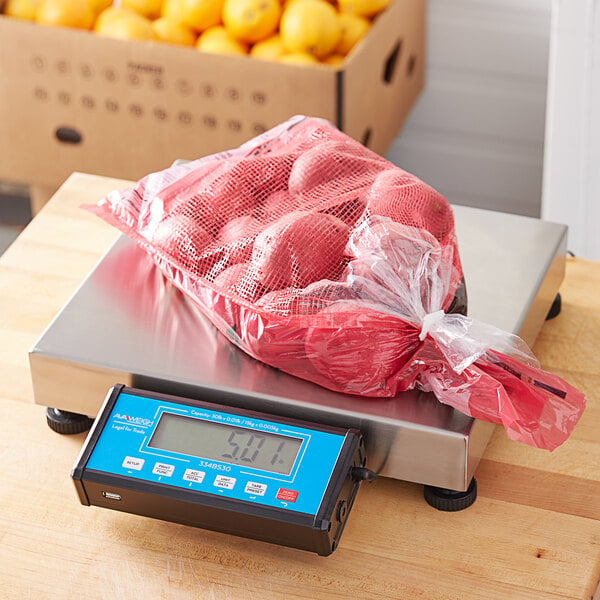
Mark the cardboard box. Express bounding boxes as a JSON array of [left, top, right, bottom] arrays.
[[0, 0, 424, 189]]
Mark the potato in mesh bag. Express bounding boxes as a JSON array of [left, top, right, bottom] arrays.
[[84, 115, 585, 451]]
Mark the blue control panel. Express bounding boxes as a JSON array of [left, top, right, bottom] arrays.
[[85, 391, 347, 516]]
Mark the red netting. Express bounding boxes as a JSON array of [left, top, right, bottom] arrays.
[[84, 115, 585, 451], [127, 117, 462, 312]]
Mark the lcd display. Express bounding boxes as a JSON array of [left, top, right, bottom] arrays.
[[148, 412, 303, 475]]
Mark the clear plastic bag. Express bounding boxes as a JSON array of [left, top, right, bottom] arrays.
[[83, 115, 585, 450]]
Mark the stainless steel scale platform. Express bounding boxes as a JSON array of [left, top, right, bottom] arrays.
[[29, 206, 567, 492]]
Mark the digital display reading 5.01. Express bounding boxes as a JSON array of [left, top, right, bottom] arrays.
[[148, 413, 303, 475]]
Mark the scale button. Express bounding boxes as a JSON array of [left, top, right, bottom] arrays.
[[122, 456, 144, 470], [183, 469, 206, 483], [244, 481, 267, 496], [276, 488, 299, 503], [152, 462, 175, 477], [214, 475, 236, 490]]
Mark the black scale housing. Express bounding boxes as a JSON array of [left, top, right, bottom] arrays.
[[72, 385, 366, 556]]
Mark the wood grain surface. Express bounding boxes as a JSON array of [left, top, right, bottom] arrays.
[[0, 173, 598, 599]]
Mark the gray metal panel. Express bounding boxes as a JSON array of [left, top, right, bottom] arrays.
[[29, 206, 567, 490]]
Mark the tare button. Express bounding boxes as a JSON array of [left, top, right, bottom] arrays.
[[214, 475, 236, 490], [244, 481, 267, 496], [122, 456, 144, 471]]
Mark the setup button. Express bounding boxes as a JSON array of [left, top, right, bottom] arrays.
[[122, 456, 144, 471]]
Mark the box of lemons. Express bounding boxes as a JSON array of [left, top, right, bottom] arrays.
[[2, 0, 39, 20], [336, 12, 370, 55], [36, 0, 94, 29], [222, 0, 280, 44], [322, 54, 344, 66], [175, 0, 224, 32], [196, 24, 248, 54], [159, 0, 180, 20], [278, 52, 318, 65], [250, 33, 285, 61], [279, 0, 341, 59], [94, 6, 154, 40], [86, 0, 110, 17], [122, 0, 161, 19], [152, 16, 196, 45], [338, 0, 389, 18]]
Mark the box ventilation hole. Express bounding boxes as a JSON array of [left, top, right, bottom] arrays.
[[361, 128, 372, 148], [382, 40, 402, 84], [406, 54, 417, 77], [55, 127, 82, 144]]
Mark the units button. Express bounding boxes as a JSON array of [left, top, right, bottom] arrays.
[[276, 488, 299, 503], [214, 475, 236, 490], [152, 462, 175, 477], [122, 456, 144, 470], [244, 481, 267, 496]]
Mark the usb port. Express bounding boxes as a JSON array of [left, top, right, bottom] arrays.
[[102, 491, 122, 501]]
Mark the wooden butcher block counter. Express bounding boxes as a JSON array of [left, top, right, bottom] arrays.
[[0, 173, 599, 599]]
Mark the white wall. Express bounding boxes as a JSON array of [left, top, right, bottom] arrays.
[[542, 0, 600, 260], [386, 0, 552, 218]]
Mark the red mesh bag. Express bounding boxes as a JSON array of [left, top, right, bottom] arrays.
[[84, 115, 585, 451]]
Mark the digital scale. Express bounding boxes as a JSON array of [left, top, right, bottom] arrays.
[[30, 204, 567, 553], [72, 384, 367, 556]]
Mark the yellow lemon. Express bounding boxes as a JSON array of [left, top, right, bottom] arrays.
[[152, 16, 197, 45], [94, 4, 119, 28], [283, 0, 328, 5], [222, 0, 280, 44], [3, 0, 40, 19], [122, 0, 162, 18], [337, 0, 389, 18], [160, 0, 182, 20], [179, 0, 223, 32], [280, 0, 341, 59], [85, 0, 111, 17], [336, 12, 370, 55], [322, 53, 344, 66], [250, 34, 285, 61], [278, 51, 318, 65], [36, 0, 95, 28], [94, 6, 155, 40], [196, 25, 249, 54]]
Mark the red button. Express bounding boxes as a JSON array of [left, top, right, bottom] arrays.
[[276, 488, 299, 502]]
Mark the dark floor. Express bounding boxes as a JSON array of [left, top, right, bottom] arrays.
[[0, 183, 32, 256]]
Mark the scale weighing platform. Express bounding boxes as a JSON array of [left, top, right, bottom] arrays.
[[30, 205, 567, 515]]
